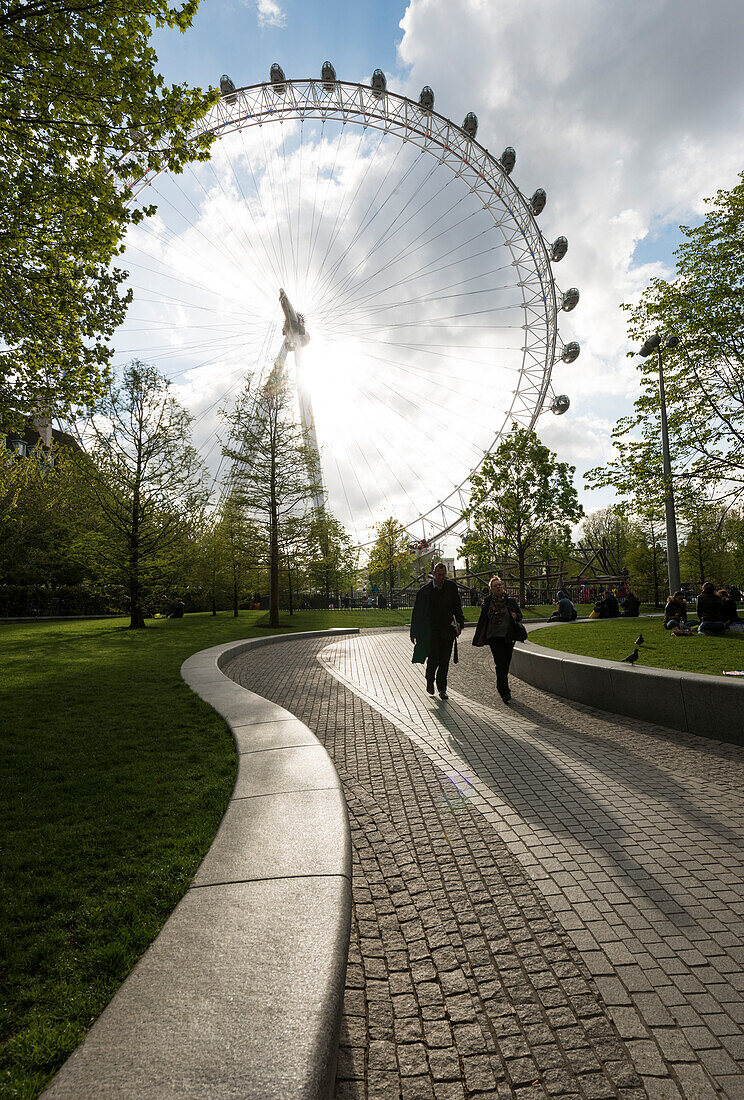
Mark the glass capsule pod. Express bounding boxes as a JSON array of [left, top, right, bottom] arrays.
[[370, 68, 387, 97], [500, 146, 516, 174], [419, 86, 434, 110], [462, 112, 478, 139], [530, 188, 546, 216], [220, 74, 237, 104]]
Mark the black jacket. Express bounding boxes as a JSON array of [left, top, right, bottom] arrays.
[[696, 591, 724, 622], [473, 594, 523, 646], [410, 579, 465, 663]]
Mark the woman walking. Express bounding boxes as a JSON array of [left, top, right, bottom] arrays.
[[473, 575, 523, 704]]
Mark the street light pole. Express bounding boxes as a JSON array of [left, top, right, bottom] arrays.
[[639, 333, 681, 595]]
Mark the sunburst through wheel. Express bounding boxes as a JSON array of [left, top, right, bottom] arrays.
[[115, 64, 579, 546]]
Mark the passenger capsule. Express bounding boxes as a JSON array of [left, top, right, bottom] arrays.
[[321, 61, 336, 90], [551, 236, 568, 263], [561, 287, 580, 312], [220, 74, 237, 104], [462, 112, 478, 140], [419, 86, 434, 110], [500, 146, 516, 174], [370, 68, 387, 97], [270, 63, 286, 94], [530, 188, 546, 216], [551, 394, 571, 415], [561, 342, 580, 364]]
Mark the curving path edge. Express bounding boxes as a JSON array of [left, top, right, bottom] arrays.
[[514, 622, 744, 745], [42, 629, 358, 1100]]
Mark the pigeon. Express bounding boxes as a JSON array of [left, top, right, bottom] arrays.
[[635, 634, 644, 646], [621, 648, 639, 665]]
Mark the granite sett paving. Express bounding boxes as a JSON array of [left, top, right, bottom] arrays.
[[224, 628, 744, 1099]]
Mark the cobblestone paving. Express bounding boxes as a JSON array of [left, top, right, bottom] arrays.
[[224, 631, 744, 1099]]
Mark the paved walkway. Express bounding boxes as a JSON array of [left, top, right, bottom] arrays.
[[224, 629, 744, 1099]]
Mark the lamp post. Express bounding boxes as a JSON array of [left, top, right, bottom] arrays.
[[639, 333, 681, 595]]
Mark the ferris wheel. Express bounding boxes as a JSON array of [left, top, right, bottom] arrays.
[[116, 64, 579, 547]]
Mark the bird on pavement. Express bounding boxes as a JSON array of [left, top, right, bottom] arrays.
[[635, 634, 644, 646], [621, 648, 639, 664]]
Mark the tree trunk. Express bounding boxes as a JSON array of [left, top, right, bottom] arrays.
[[128, 520, 146, 629], [233, 575, 238, 618], [288, 562, 293, 616], [269, 512, 279, 627], [517, 549, 526, 607], [651, 538, 660, 607], [697, 531, 705, 586]]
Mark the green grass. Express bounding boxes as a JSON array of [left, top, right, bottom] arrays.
[[530, 617, 744, 677], [0, 608, 420, 1099]]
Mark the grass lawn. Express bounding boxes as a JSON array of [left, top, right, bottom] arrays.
[[0, 608, 422, 1099], [530, 617, 744, 677]]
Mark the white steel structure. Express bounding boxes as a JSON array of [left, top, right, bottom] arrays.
[[117, 70, 578, 545]]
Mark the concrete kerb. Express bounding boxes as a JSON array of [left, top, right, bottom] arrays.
[[512, 622, 744, 744], [42, 628, 359, 1100]]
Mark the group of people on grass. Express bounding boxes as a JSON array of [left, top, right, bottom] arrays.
[[664, 583, 743, 636], [546, 586, 640, 622]]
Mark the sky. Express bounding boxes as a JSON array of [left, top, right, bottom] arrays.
[[124, 0, 744, 552]]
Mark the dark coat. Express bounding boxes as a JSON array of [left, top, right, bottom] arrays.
[[410, 579, 465, 663], [697, 591, 724, 622], [473, 594, 523, 646]]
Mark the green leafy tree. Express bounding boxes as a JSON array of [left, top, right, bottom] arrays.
[[587, 173, 744, 510], [214, 494, 265, 618], [465, 425, 583, 605], [0, 0, 217, 427], [367, 517, 410, 600], [625, 506, 667, 607], [0, 439, 90, 585], [223, 363, 322, 627], [677, 492, 731, 587], [80, 361, 207, 628], [578, 505, 631, 572], [308, 509, 358, 604]]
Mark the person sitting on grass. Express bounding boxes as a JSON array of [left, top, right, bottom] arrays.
[[696, 582, 726, 636], [664, 591, 690, 631], [718, 588, 744, 632], [549, 592, 577, 621], [620, 590, 640, 617], [593, 588, 620, 618]]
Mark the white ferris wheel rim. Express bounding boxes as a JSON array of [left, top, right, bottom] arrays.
[[124, 77, 570, 545]]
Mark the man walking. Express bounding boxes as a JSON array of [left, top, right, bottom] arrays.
[[410, 562, 465, 700]]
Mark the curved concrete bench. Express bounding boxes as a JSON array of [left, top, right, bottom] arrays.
[[512, 623, 744, 745], [43, 629, 357, 1100]]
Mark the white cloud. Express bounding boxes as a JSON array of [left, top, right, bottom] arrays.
[[252, 0, 285, 28], [396, 0, 744, 512]]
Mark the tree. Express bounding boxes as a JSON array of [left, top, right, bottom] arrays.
[[0, 1, 217, 428], [0, 439, 90, 585], [214, 494, 265, 618], [579, 506, 631, 571], [465, 425, 583, 605], [307, 510, 358, 605], [367, 517, 410, 601], [587, 173, 744, 510], [677, 491, 731, 586], [625, 506, 667, 607], [81, 361, 207, 628], [223, 363, 322, 627]]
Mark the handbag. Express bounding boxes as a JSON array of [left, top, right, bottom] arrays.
[[515, 620, 528, 643]]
